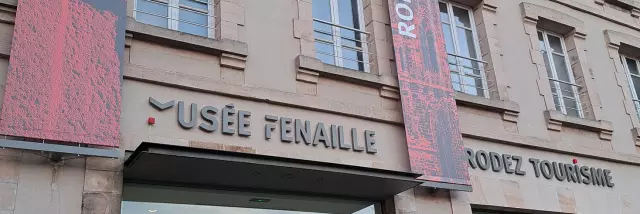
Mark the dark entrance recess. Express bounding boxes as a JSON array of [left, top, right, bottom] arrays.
[[124, 142, 422, 201], [473, 206, 567, 214]]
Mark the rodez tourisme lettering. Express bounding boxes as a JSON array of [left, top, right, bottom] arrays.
[[465, 148, 614, 188], [149, 97, 378, 154]]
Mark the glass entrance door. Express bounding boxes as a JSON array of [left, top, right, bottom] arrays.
[[122, 184, 381, 214]]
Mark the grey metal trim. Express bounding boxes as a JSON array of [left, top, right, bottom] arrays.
[[420, 180, 473, 192], [124, 142, 424, 200], [126, 142, 420, 180], [0, 139, 120, 158]]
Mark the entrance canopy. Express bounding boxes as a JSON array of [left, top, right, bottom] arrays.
[[124, 142, 422, 200]]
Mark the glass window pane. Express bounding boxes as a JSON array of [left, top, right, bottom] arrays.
[[315, 41, 335, 65], [564, 97, 581, 117], [632, 76, 640, 98], [354, 205, 376, 214], [342, 48, 364, 71], [451, 72, 462, 92], [339, 0, 359, 28], [123, 185, 381, 214], [453, 6, 472, 28], [559, 82, 576, 98], [179, 22, 207, 37], [314, 32, 333, 42], [447, 55, 459, 73], [338, 0, 361, 44], [137, 13, 168, 28], [340, 28, 358, 44], [460, 58, 481, 76], [313, 22, 333, 39], [549, 79, 558, 93], [442, 24, 455, 54], [537, 32, 546, 51], [541, 50, 553, 78], [439, 3, 449, 23], [179, 9, 208, 26], [553, 54, 572, 82], [341, 38, 361, 49], [462, 76, 484, 97], [136, 0, 168, 28], [138, 0, 169, 16], [456, 28, 478, 59], [312, 0, 332, 21], [553, 94, 563, 112], [180, 0, 208, 11], [626, 57, 640, 75], [547, 34, 564, 54]]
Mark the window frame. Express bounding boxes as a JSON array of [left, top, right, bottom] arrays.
[[439, 1, 489, 98], [312, 0, 370, 72], [133, 0, 214, 38], [538, 30, 585, 118], [621, 55, 640, 119]]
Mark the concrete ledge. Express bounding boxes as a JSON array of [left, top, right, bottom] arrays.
[[605, 30, 640, 58], [296, 69, 319, 84], [380, 86, 400, 100], [544, 110, 614, 140], [455, 92, 520, 123], [296, 55, 399, 88], [604, 0, 640, 10], [455, 92, 519, 113], [297, 55, 521, 121], [631, 127, 640, 147], [220, 53, 247, 70], [448, 0, 483, 8], [551, 0, 640, 32], [521, 2, 586, 36], [126, 18, 248, 58]]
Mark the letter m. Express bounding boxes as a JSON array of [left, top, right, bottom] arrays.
[[593, 168, 607, 187]]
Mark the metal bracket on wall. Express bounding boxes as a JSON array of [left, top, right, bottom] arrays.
[[0, 139, 120, 159]]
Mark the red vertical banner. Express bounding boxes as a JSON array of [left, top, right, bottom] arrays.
[[0, 0, 127, 147], [387, 0, 470, 188]]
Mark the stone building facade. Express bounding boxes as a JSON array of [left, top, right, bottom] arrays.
[[0, 0, 639, 213]]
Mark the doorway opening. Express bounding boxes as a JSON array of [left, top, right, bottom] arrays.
[[122, 184, 383, 214]]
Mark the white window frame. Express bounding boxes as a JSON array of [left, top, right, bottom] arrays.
[[133, 0, 214, 38], [621, 55, 640, 119], [439, 1, 488, 98], [538, 30, 585, 118], [313, 0, 370, 72]]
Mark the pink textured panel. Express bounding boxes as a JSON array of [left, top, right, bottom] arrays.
[[0, 0, 123, 147], [387, 0, 470, 187]]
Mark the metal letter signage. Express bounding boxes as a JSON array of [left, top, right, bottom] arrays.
[[149, 98, 379, 154], [387, 0, 470, 189], [465, 148, 614, 188], [0, 0, 127, 147]]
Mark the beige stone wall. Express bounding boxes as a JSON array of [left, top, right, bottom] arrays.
[[120, 80, 411, 171], [453, 139, 640, 214], [0, 0, 640, 213]]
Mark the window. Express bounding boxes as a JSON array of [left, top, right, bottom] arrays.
[[473, 209, 534, 214], [122, 184, 381, 214], [134, 0, 213, 38], [312, 0, 369, 72], [621, 55, 640, 119], [538, 30, 584, 118], [440, 1, 488, 97]]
